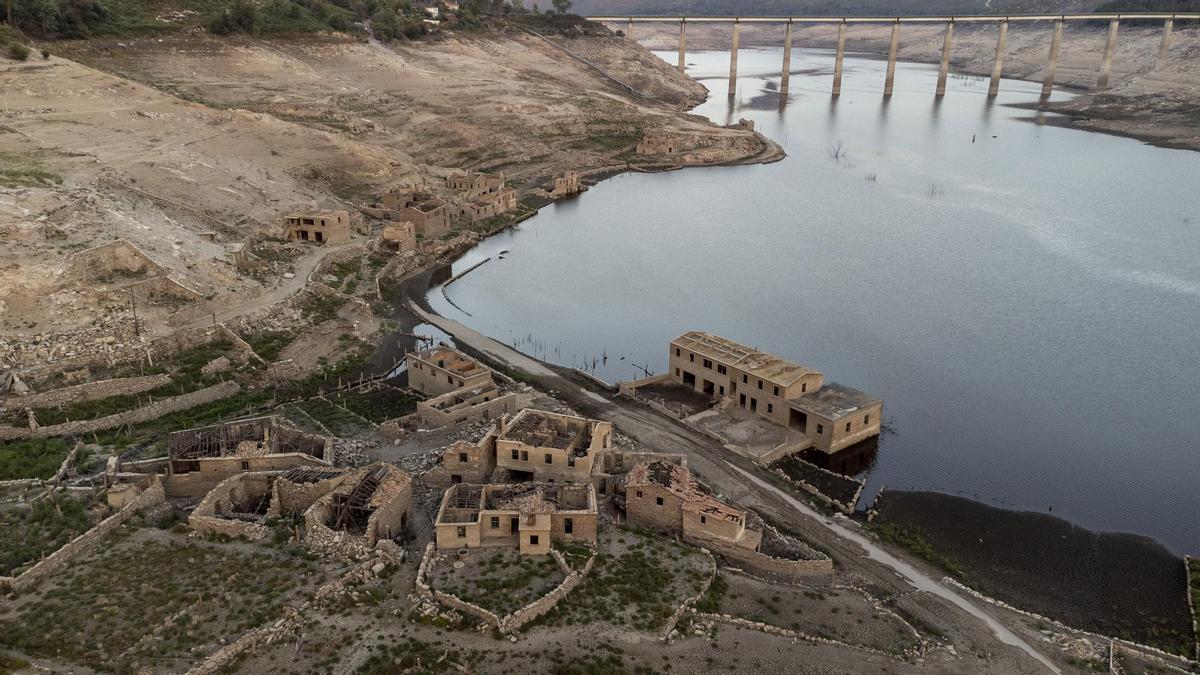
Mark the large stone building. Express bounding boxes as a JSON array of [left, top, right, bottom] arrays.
[[668, 331, 881, 453], [402, 197, 452, 238], [635, 133, 678, 155], [283, 210, 353, 245], [494, 409, 612, 483], [161, 416, 334, 498], [446, 171, 506, 200], [435, 482, 597, 555]]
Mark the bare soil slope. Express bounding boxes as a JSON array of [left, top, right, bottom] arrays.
[[1, 27, 769, 350]]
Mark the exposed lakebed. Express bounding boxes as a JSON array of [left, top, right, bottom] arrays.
[[426, 47, 1200, 557]]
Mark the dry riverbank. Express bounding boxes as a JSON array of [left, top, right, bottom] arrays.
[[1, 23, 778, 348], [628, 20, 1200, 150]]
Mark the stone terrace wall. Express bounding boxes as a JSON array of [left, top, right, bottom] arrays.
[[2, 374, 171, 411], [685, 532, 833, 586], [0, 381, 240, 441], [0, 476, 167, 594], [413, 544, 501, 627]]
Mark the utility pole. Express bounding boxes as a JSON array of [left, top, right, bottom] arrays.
[[129, 289, 140, 339]]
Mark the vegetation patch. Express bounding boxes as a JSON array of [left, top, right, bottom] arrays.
[[0, 529, 328, 672], [356, 637, 461, 674], [294, 396, 372, 436], [0, 152, 62, 188], [429, 549, 564, 616], [0, 491, 105, 576], [532, 526, 708, 632], [0, 438, 74, 481], [328, 386, 418, 423]]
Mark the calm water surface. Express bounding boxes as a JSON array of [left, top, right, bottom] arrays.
[[426, 48, 1200, 555]]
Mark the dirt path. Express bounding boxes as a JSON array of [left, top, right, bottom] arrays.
[[180, 240, 359, 330]]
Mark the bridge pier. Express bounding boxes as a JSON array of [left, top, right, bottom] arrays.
[[729, 22, 741, 96], [781, 21, 793, 95], [1042, 19, 1063, 99], [678, 20, 686, 72], [1097, 18, 1119, 90], [936, 21, 954, 97], [988, 20, 1008, 96], [884, 21, 899, 96], [832, 22, 847, 96], [1157, 18, 1173, 70]]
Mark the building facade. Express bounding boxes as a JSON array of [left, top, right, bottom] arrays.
[[667, 331, 881, 453], [406, 343, 493, 397], [435, 482, 597, 555], [283, 211, 352, 245], [494, 409, 612, 482]]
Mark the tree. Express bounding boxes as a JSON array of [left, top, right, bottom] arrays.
[[550, 0, 568, 13]]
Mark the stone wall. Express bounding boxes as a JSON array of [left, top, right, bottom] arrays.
[[685, 531, 834, 585], [187, 472, 277, 541], [0, 381, 241, 441], [0, 476, 167, 594], [275, 473, 348, 516], [661, 548, 717, 642], [413, 544, 502, 627], [2, 374, 171, 411], [501, 550, 596, 632]]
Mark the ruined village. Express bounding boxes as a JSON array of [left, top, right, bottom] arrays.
[[2, 3, 1200, 674]]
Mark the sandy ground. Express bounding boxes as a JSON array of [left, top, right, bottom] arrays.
[[626, 20, 1200, 149], [0, 27, 774, 351]]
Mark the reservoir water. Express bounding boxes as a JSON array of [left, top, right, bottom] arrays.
[[426, 48, 1200, 555]]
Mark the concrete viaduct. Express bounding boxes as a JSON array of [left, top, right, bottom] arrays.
[[587, 13, 1199, 98]]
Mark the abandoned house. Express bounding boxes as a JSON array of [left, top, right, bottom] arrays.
[[455, 187, 518, 222], [590, 448, 687, 500], [494, 409, 612, 483], [304, 463, 412, 552], [416, 382, 517, 428], [625, 460, 756, 548], [668, 331, 882, 453], [402, 197, 451, 238], [552, 171, 583, 197], [188, 467, 348, 540], [406, 343, 493, 397], [426, 434, 499, 487], [162, 416, 333, 498], [380, 222, 417, 253], [435, 482, 597, 555], [446, 171, 506, 201], [283, 210, 353, 245], [635, 133, 678, 155]]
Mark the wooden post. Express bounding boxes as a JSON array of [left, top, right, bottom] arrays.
[[1042, 19, 1064, 98], [884, 21, 900, 96], [780, 21, 793, 95], [988, 20, 1009, 96], [678, 19, 686, 72], [936, 21, 954, 97], [832, 22, 847, 95], [1097, 18, 1119, 90], [1157, 18, 1174, 70], [728, 21, 741, 96]]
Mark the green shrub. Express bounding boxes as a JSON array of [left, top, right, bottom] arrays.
[[7, 43, 31, 61]]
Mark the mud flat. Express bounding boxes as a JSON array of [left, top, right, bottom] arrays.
[[872, 490, 1194, 657]]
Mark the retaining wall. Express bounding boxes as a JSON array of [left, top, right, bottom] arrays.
[[2, 374, 171, 411], [0, 381, 240, 441]]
